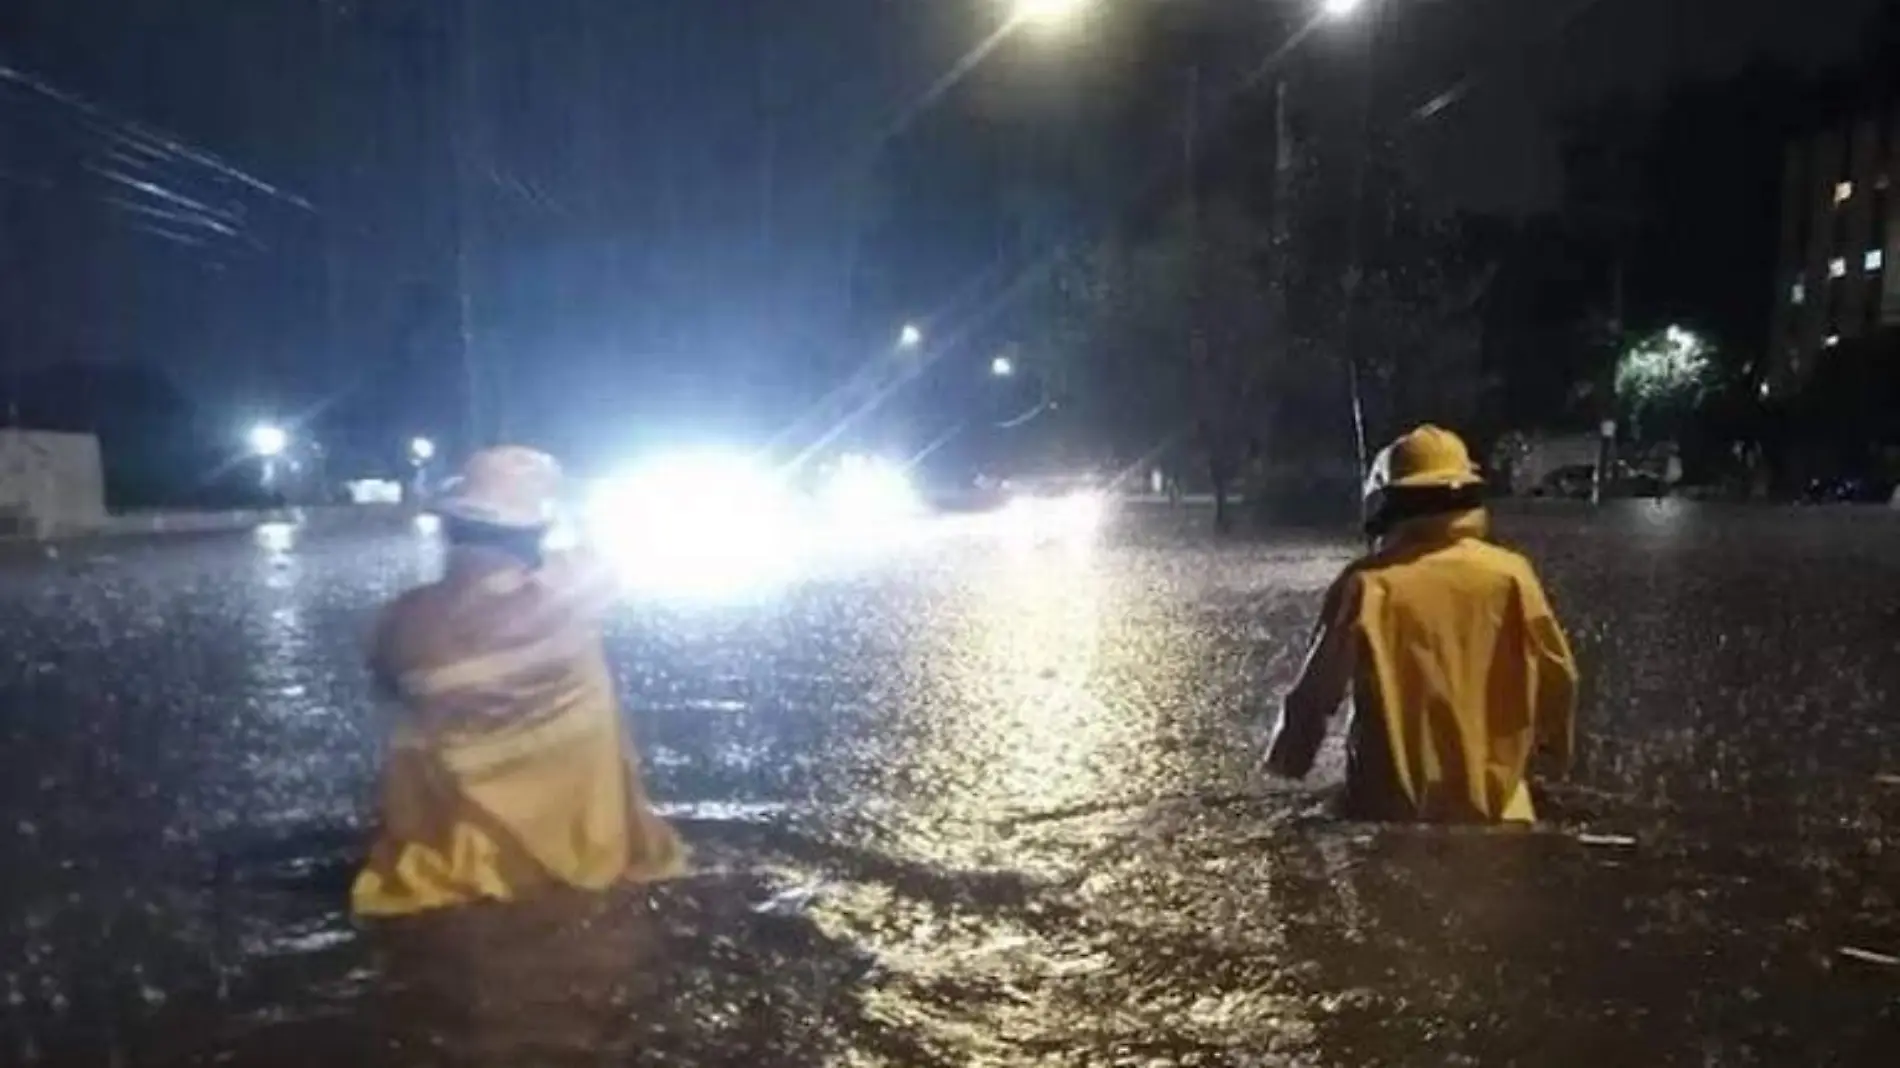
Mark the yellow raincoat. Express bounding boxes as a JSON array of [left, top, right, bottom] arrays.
[[352, 548, 685, 917], [1266, 508, 1578, 822]]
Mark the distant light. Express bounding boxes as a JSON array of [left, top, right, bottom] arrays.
[[1829, 257, 1847, 279], [410, 436, 437, 462], [412, 513, 441, 537], [1790, 280, 1805, 305], [1866, 249, 1884, 272], [991, 355, 1015, 377], [1321, 0, 1367, 19], [249, 424, 288, 458], [345, 478, 402, 505], [898, 323, 924, 349], [1834, 180, 1854, 206], [1824, 333, 1841, 348], [1759, 380, 1772, 399], [997, 490, 1107, 546]]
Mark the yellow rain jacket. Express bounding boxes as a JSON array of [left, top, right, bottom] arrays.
[[352, 548, 685, 917], [1266, 508, 1578, 822]]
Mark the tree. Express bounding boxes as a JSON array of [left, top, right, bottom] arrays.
[[1615, 325, 1714, 446], [1033, 197, 1278, 530], [1467, 214, 1604, 437]]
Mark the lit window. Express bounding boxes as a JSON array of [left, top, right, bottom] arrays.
[[1791, 281, 1806, 305], [1829, 257, 1848, 278], [1866, 249, 1885, 272], [1824, 334, 1841, 348], [1835, 180, 1854, 205]]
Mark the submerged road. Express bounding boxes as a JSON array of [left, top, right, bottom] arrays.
[[1, 503, 1897, 1065]]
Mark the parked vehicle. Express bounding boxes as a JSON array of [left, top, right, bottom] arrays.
[[1532, 465, 1596, 499]]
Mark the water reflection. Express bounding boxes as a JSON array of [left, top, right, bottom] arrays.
[[254, 521, 298, 556], [976, 541, 1114, 812]]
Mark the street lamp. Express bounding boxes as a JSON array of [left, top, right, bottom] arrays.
[[898, 323, 924, 349], [1010, 0, 1093, 28], [991, 355, 1015, 378], [410, 436, 437, 464], [1321, 0, 1368, 19], [249, 423, 288, 458], [249, 423, 289, 493]]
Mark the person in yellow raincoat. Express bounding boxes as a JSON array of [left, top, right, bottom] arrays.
[[352, 446, 685, 917], [1264, 425, 1579, 822]]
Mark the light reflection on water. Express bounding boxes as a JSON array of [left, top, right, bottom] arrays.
[[4, 507, 1898, 1064], [254, 521, 298, 556], [975, 541, 1116, 817]]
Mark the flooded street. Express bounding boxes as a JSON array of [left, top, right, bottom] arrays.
[[2, 503, 1897, 1065]]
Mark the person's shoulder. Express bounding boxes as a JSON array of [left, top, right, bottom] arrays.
[[1314, 554, 1376, 615], [1460, 539, 1557, 596], [1464, 537, 1536, 571]]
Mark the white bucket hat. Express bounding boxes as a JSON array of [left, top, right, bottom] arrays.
[[433, 446, 562, 530]]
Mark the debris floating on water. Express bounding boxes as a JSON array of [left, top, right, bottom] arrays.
[[752, 881, 826, 917], [1837, 946, 1900, 966], [1575, 833, 1638, 848]]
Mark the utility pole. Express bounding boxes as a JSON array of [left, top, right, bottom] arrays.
[[1183, 64, 1200, 224], [1340, 0, 1382, 496], [1184, 62, 1233, 529], [2, 169, 17, 426], [1594, 258, 1625, 506], [451, 0, 486, 451]]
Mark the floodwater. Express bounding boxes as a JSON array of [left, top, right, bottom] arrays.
[[1, 503, 1896, 1065]]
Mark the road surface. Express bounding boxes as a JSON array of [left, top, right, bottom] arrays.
[[2, 503, 1897, 1065]]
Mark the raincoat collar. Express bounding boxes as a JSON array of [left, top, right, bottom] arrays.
[[444, 544, 535, 588], [1380, 507, 1490, 553]]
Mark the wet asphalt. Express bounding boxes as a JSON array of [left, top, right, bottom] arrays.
[[1, 502, 1896, 1066]]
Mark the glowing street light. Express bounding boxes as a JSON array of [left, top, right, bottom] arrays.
[[249, 424, 288, 458], [1010, 0, 1094, 28], [991, 355, 1016, 378], [410, 436, 437, 464], [898, 323, 924, 349], [1321, 0, 1368, 19]]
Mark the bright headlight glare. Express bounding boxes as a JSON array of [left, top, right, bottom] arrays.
[[995, 489, 1106, 543], [583, 452, 802, 598], [821, 455, 919, 522]]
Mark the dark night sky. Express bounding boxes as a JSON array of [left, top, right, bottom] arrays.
[[0, 0, 1886, 461], [1399, 0, 1881, 213]]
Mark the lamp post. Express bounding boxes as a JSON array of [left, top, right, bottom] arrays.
[[409, 436, 437, 499], [1336, 0, 1382, 495], [1007, 0, 1381, 514], [250, 423, 289, 492]]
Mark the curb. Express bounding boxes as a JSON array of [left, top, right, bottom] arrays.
[[2, 504, 411, 544]]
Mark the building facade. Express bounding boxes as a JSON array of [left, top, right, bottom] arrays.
[[1769, 113, 1900, 393]]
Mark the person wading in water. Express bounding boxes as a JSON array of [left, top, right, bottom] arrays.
[[353, 446, 684, 917], [1265, 425, 1579, 822]]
